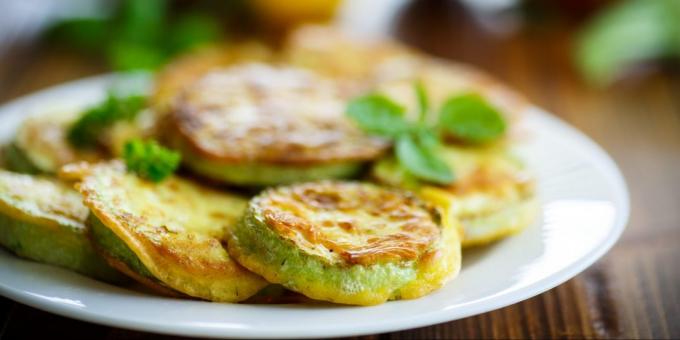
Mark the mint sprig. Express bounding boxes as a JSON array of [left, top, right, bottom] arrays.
[[346, 85, 506, 184]]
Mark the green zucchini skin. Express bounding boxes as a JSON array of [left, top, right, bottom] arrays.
[[3, 143, 42, 174], [89, 213, 299, 301], [180, 150, 364, 186], [88, 213, 155, 280], [169, 135, 365, 186], [0, 210, 126, 283], [230, 209, 417, 304]]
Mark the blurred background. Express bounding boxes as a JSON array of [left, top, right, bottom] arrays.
[[0, 0, 678, 339], [1, 0, 678, 83]]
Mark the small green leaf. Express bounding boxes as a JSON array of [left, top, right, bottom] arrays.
[[576, 0, 680, 86], [439, 93, 506, 144], [166, 13, 222, 55], [414, 126, 439, 149], [396, 133, 454, 185], [68, 94, 146, 148], [346, 94, 409, 137], [123, 139, 181, 182], [116, 0, 166, 45], [108, 40, 168, 71], [44, 18, 109, 52], [414, 80, 429, 122]]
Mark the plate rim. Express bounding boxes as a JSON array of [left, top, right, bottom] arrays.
[[0, 74, 630, 339]]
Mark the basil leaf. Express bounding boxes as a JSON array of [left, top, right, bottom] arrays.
[[396, 133, 454, 185], [346, 94, 409, 137], [414, 80, 429, 122], [439, 93, 506, 144]]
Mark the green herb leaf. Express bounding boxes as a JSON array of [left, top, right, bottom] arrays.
[[116, 0, 166, 45], [108, 40, 168, 71], [166, 13, 223, 55], [68, 94, 146, 148], [576, 0, 680, 86], [414, 80, 429, 122], [44, 18, 109, 52], [346, 94, 409, 137], [123, 139, 181, 182], [396, 133, 454, 185], [42, 0, 225, 72], [439, 93, 506, 144]]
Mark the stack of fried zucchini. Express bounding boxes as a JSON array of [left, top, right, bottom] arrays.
[[0, 25, 537, 306]]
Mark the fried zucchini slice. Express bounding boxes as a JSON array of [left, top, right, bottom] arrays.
[[0, 170, 126, 282], [284, 25, 419, 93], [372, 144, 538, 247], [105, 109, 160, 157], [151, 43, 273, 114], [285, 25, 529, 123], [62, 161, 268, 302], [227, 181, 461, 306], [169, 63, 388, 186], [5, 112, 103, 174]]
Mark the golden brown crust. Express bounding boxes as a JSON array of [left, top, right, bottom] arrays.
[[443, 161, 534, 197], [15, 112, 104, 173], [0, 169, 88, 229], [284, 25, 419, 93], [151, 43, 274, 113], [285, 25, 530, 123], [171, 63, 388, 165], [66, 161, 267, 302], [258, 181, 441, 265]]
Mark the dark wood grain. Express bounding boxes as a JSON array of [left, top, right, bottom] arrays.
[[1, 1, 679, 339]]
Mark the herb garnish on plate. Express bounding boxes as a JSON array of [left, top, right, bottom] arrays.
[[123, 139, 181, 182], [346, 82, 506, 184]]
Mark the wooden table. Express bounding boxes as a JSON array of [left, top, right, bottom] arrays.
[[0, 1, 678, 338]]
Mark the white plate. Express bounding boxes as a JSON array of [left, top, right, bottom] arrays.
[[0, 75, 629, 339]]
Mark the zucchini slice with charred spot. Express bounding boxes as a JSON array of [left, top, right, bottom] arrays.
[[168, 63, 388, 186], [372, 144, 538, 247], [0, 170, 126, 283], [227, 181, 461, 306], [62, 161, 268, 302]]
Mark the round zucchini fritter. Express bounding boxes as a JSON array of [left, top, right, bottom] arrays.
[[372, 144, 538, 247], [284, 25, 420, 93], [63, 161, 268, 302], [227, 181, 461, 305], [0, 170, 126, 283], [169, 63, 388, 186], [151, 43, 273, 114], [6, 112, 103, 174], [285, 25, 529, 123]]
